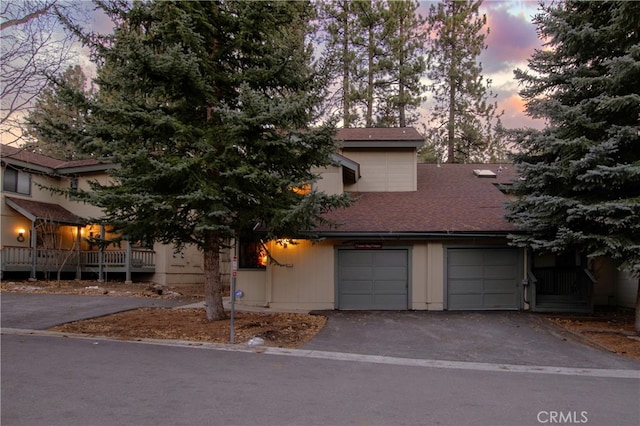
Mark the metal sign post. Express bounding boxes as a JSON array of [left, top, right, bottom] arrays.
[[230, 254, 237, 344]]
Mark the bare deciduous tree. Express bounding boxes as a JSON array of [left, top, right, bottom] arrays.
[[0, 0, 88, 143]]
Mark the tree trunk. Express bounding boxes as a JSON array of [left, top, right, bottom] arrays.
[[342, 0, 351, 128], [635, 278, 640, 334], [203, 236, 227, 321]]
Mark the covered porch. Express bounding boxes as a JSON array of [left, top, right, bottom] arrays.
[[2, 197, 155, 282]]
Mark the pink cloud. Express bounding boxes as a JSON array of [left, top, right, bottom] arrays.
[[480, 3, 543, 73]]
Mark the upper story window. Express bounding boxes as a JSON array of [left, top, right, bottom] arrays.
[[2, 167, 31, 195]]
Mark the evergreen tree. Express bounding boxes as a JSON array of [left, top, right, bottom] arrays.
[[40, 0, 350, 321], [507, 1, 640, 331], [318, 0, 426, 128], [25, 65, 93, 160], [318, 0, 360, 127], [377, 0, 426, 127], [426, 0, 502, 163]]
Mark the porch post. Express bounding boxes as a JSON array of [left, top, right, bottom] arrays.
[[75, 226, 81, 280], [125, 240, 132, 284], [98, 225, 105, 282], [29, 221, 37, 281]]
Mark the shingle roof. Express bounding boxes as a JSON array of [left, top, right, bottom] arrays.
[[319, 163, 518, 235], [0, 144, 105, 171], [5, 196, 85, 225]]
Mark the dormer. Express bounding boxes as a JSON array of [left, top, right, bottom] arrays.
[[335, 127, 424, 192]]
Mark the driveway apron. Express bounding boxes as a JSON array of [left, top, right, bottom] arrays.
[[303, 310, 640, 370]]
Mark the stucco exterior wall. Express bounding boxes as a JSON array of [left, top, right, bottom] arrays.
[[151, 243, 204, 286], [236, 239, 450, 312], [312, 165, 343, 195], [342, 149, 416, 192]]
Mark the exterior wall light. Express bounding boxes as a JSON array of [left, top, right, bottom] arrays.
[[17, 228, 26, 242]]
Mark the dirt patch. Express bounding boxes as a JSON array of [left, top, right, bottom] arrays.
[[50, 309, 326, 348], [2, 279, 324, 348], [2, 280, 639, 357], [547, 309, 640, 361]]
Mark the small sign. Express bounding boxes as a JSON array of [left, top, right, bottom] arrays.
[[354, 244, 382, 249], [232, 256, 238, 277], [235, 289, 244, 299]]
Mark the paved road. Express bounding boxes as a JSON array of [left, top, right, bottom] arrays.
[[2, 333, 639, 426], [1, 293, 184, 329]]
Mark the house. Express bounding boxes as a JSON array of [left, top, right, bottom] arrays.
[[235, 127, 637, 313], [1, 144, 208, 285], [3, 129, 634, 312], [235, 127, 530, 311]]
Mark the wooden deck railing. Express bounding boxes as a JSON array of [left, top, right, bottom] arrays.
[[1, 246, 155, 274]]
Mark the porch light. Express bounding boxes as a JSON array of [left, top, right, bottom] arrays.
[[278, 238, 296, 248], [17, 228, 25, 242]]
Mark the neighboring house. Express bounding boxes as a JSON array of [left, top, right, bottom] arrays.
[[1, 144, 208, 285]]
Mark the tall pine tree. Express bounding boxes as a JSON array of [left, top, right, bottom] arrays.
[[426, 0, 502, 163], [507, 1, 640, 331], [318, 0, 426, 128], [42, 0, 350, 321]]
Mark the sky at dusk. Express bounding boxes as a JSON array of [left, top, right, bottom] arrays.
[[81, 0, 546, 131]]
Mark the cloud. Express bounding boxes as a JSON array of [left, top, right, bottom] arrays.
[[480, 2, 542, 74]]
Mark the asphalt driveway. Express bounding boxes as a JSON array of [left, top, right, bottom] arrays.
[[1, 292, 183, 330], [2, 293, 638, 371], [303, 310, 640, 370]]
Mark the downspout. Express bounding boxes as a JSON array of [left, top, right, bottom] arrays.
[[29, 221, 37, 281], [265, 240, 273, 308], [522, 246, 530, 310]]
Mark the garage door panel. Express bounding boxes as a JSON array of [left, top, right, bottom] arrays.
[[448, 248, 519, 310], [375, 251, 406, 266], [340, 267, 374, 280], [341, 251, 373, 265], [483, 294, 517, 307], [375, 266, 407, 280], [340, 294, 374, 309], [448, 294, 483, 308], [341, 280, 373, 294], [338, 249, 408, 310], [449, 265, 483, 279], [449, 279, 482, 294], [373, 294, 407, 309], [374, 280, 406, 293], [483, 265, 516, 279], [484, 279, 516, 292], [448, 250, 483, 266]]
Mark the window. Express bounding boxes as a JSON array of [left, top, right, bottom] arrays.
[[2, 167, 31, 195], [238, 238, 267, 269]]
